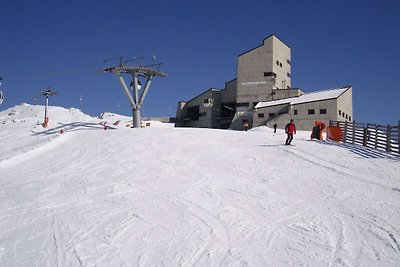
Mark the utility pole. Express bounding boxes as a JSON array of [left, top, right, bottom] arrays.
[[0, 77, 4, 105], [100, 57, 166, 128], [42, 88, 57, 128], [79, 95, 83, 110]]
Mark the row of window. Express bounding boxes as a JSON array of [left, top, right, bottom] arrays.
[[258, 108, 327, 118], [264, 72, 276, 77], [276, 59, 291, 66], [293, 109, 327, 115], [264, 71, 291, 79], [339, 110, 351, 121]]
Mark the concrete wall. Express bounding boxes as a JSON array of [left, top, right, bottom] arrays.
[[210, 90, 222, 128], [175, 89, 222, 128], [270, 36, 291, 89], [265, 114, 291, 131], [272, 88, 304, 101], [236, 35, 290, 107], [290, 99, 337, 131], [221, 79, 237, 103], [336, 87, 353, 122], [254, 91, 353, 132], [252, 103, 291, 132], [230, 110, 255, 131], [176, 101, 187, 119]]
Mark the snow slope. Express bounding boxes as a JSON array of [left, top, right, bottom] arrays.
[[1, 104, 400, 266]]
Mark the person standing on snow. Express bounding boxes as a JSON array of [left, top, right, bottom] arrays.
[[243, 120, 249, 131], [285, 119, 296, 145], [273, 123, 277, 133], [311, 123, 321, 140]]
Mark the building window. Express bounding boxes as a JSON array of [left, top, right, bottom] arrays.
[[349, 116, 352, 121], [320, 109, 327, 114], [346, 114, 348, 120], [258, 113, 264, 118], [268, 113, 275, 118], [287, 73, 291, 78], [339, 110, 341, 116], [308, 109, 315, 115], [187, 105, 200, 121], [264, 72, 277, 77], [294, 109, 298, 115], [287, 59, 291, 65], [237, 102, 249, 107], [280, 63, 282, 67], [276, 60, 279, 66]]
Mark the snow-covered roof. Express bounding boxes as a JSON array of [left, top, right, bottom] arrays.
[[255, 86, 351, 109]]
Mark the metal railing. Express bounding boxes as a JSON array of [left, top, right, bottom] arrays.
[[329, 120, 400, 155]]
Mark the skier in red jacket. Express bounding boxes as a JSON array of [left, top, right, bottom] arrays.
[[285, 119, 296, 145]]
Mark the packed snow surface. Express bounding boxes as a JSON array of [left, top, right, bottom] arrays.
[[1, 104, 400, 266]]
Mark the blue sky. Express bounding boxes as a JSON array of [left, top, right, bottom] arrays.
[[1, 0, 399, 125]]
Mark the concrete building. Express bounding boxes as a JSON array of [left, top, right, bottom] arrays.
[[175, 35, 353, 131], [254, 86, 353, 130]]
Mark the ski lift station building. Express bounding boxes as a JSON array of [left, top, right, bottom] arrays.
[[175, 35, 353, 131]]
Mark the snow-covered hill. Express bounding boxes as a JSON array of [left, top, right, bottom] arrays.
[[1, 104, 399, 266]]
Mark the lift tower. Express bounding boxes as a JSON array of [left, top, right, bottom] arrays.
[[0, 77, 4, 105], [101, 58, 167, 128], [42, 88, 57, 128]]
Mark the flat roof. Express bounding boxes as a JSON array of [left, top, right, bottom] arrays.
[[255, 86, 351, 109]]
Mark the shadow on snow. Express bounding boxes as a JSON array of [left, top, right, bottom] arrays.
[[322, 140, 400, 161], [31, 122, 114, 136]]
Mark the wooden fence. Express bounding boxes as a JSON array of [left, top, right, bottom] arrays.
[[329, 120, 400, 155]]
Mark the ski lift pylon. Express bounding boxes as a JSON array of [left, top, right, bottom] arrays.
[[0, 77, 3, 104]]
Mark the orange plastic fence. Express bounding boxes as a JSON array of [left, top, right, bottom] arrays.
[[327, 126, 342, 142]]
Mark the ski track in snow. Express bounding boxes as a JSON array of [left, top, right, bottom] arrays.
[[0, 105, 400, 266]]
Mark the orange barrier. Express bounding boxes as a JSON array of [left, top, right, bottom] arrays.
[[327, 126, 342, 142]]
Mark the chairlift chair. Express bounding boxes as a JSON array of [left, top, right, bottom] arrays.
[[129, 79, 142, 90]]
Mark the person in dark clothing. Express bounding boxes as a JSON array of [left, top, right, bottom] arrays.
[[243, 119, 249, 131], [311, 125, 321, 140], [285, 119, 296, 145], [273, 123, 277, 133]]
